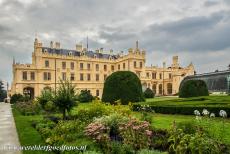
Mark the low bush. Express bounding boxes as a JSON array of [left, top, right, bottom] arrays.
[[14, 100, 41, 115], [78, 89, 94, 103], [10, 93, 25, 104], [151, 129, 169, 151], [144, 88, 155, 98], [168, 128, 226, 154]]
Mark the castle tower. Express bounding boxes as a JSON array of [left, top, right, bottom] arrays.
[[172, 56, 179, 68]]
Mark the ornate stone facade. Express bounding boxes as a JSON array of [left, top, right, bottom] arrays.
[[10, 38, 195, 98]]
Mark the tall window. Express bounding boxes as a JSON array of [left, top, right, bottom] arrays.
[[62, 62, 66, 69], [167, 83, 173, 94], [152, 84, 156, 93], [159, 73, 162, 79], [87, 74, 91, 81], [104, 74, 107, 81], [30, 72, 35, 80], [123, 63, 125, 69], [159, 84, 163, 95], [134, 61, 137, 68], [152, 72, 157, 79], [44, 72, 51, 81], [146, 72, 149, 78], [62, 72, 66, 80], [45, 60, 49, 68], [70, 73, 75, 81], [80, 73, 84, 81], [87, 63, 90, 70], [104, 65, 107, 71], [169, 73, 172, 79], [96, 64, 99, 71], [111, 65, 114, 71], [140, 62, 143, 68], [96, 90, 99, 96], [80, 63, 84, 70], [118, 64, 120, 70], [22, 71, 27, 80], [71, 62, 74, 70], [96, 74, 99, 81]]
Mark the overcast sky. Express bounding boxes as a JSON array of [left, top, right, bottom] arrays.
[[0, 0, 230, 84]]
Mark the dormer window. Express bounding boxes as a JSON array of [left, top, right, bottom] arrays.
[[109, 56, 112, 60], [43, 49, 48, 53], [68, 52, 73, 56], [94, 54, 97, 58]]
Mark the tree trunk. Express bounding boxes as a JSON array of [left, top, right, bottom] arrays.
[[63, 109, 66, 120]]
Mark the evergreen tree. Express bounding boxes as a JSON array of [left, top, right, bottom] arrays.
[[0, 81, 7, 102]]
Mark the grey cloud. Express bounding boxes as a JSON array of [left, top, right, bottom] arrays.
[[141, 11, 230, 52], [204, 1, 219, 7]]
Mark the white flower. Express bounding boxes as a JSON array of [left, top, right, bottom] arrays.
[[194, 110, 200, 116], [219, 110, 227, 118], [210, 113, 215, 118], [202, 109, 209, 116]]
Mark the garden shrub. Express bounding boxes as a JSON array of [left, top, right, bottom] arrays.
[[176, 121, 198, 134], [151, 129, 169, 151], [144, 88, 155, 98], [37, 90, 54, 109], [95, 113, 129, 141], [71, 101, 110, 123], [110, 141, 135, 154], [10, 93, 24, 104], [168, 127, 228, 154], [137, 149, 166, 154], [102, 71, 144, 105], [179, 80, 209, 98], [78, 89, 94, 103], [119, 119, 152, 150], [14, 100, 41, 115]]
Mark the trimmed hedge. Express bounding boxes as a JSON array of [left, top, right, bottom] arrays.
[[133, 104, 230, 117], [102, 71, 144, 105], [179, 80, 209, 98], [144, 88, 155, 98]]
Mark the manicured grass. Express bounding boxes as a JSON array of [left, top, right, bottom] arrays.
[[12, 107, 50, 154], [139, 95, 230, 107]]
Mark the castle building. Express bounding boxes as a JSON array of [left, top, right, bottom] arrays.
[[10, 38, 195, 98]]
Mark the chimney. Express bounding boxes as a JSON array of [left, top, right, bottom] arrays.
[[50, 41, 53, 48], [76, 43, 83, 51], [110, 49, 113, 54], [172, 56, 179, 67], [163, 62, 166, 68], [55, 42, 60, 49], [136, 40, 139, 49], [100, 48, 103, 53]]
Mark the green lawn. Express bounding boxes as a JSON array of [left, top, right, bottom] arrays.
[[12, 107, 50, 154], [139, 95, 230, 107]]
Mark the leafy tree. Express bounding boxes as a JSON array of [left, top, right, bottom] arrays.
[[37, 89, 54, 109], [78, 89, 93, 103], [0, 81, 6, 102], [144, 88, 155, 98], [179, 80, 209, 98], [53, 80, 78, 120], [102, 71, 144, 105]]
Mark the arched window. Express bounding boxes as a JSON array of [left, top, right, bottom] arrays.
[[43, 86, 52, 92], [167, 83, 173, 95], [152, 84, 156, 94], [159, 84, 162, 95]]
